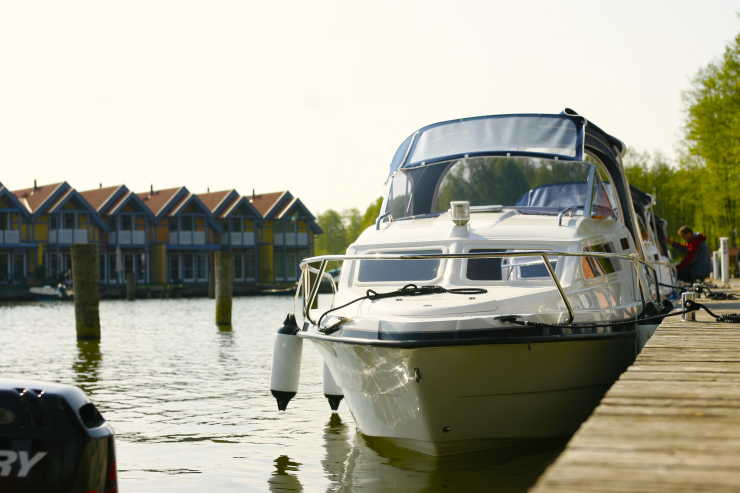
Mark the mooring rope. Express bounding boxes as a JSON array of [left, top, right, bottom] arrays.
[[317, 284, 487, 334]]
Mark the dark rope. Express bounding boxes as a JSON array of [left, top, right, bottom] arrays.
[[317, 284, 487, 334], [658, 282, 737, 300], [684, 300, 740, 323]]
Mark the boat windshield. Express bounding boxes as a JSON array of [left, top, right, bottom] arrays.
[[386, 156, 602, 220]]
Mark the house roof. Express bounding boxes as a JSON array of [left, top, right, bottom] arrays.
[[137, 187, 184, 217], [250, 191, 289, 218], [0, 183, 31, 219], [197, 190, 235, 214], [276, 197, 322, 234], [13, 182, 67, 214], [80, 185, 125, 212], [198, 189, 262, 220]]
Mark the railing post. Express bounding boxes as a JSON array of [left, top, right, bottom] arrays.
[[541, 254, 574, 324]]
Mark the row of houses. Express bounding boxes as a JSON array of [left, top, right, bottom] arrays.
[[0, 181, 322, 295]]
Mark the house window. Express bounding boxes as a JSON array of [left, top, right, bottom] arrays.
[[168, 217, 178, 231], [275, 251, 285, 280], [0, 212, 7, 230], [169, 254, 179, 282], [0, 254, 8, 281], [234, 254, 243, 280], [124, 254, 134, 274], [49, 253, 58, 278], [195, 254, 206, 280], [245, 251, 256, 279], [138, 254, 147, 282], [13, 254, 25, 282], [183, 253, 194, 280], [63, 212, 75, 229], [63, 254, 71, 275], [121, 215, 133, 231], [230, 217, 241, 232], [181, 216, 194, 232], [109, 253, 118, 282], [50, 215, 58, 230]]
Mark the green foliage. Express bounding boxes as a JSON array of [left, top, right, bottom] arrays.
[[315, 197, 383, 255], [623, 149, 703, 244], [435, 157, 590, 211], [681, 32, 740, 246]]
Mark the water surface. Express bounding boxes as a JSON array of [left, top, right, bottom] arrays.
[[0, 297, 565, 491]]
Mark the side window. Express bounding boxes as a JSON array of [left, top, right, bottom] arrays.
[[581, 243, 618, 279], [466, 249, 504, 280], [590, 176, 615, 219], [586, 153, 620, 221], [358, 250, 441, 283]]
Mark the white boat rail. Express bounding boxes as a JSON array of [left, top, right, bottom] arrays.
[[297, 250, 659, 327]]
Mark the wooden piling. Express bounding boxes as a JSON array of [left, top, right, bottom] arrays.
[[208, 254, 216, 299], [215, 249, 234, 329], [126, 272, 136, 300], [71, 244, 100, 340]]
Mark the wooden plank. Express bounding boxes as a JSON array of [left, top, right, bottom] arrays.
[[532, 285, 740, 492]]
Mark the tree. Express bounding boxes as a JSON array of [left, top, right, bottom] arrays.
[[315, 209, 347, 255], [314, 197, 384, 255], [683, 32, 740, 245]]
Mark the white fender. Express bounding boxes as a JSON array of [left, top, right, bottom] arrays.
[[270, 314, 303, 411], [322, 363, 343, 412]]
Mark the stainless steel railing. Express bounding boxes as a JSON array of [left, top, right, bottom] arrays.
[[297, 250, 659, 326]]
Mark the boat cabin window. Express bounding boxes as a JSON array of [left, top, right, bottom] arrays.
[[466, 249, 504, 280], [581, 243, 618, 279], [501, 255, 559, 280], [357, 249, 441, 283], [590, 178, 616, 219], [466, 249, 560, 281]]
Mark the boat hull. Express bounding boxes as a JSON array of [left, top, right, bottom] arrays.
[[310, 334, 636, 455]]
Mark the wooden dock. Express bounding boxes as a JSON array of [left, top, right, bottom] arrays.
[[532, 280, 740, 493]]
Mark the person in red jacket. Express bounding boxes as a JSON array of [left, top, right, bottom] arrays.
[[671, 225, 711, 283]]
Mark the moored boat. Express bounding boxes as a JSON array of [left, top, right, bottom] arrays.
[[272, 110, 666, 455]]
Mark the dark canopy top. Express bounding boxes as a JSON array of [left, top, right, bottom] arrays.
[[384, 109, 643, 248]]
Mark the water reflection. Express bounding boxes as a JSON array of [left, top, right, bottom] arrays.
[[319, 413, 567, 493], [321, 414, 351, 491], [73, 340, 102, 394], [268, 455, 304, 492]]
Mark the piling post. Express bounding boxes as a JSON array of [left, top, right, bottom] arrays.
[[208, 253, 216, 299], [126, 272, 136, 300], [215, 249, 234, 329], [713, 250, 720, 281], [71, 244, 100, 340], [720, 237, 730, 286]]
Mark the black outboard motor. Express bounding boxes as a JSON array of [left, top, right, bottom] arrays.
[[0, 379, 117, 493]]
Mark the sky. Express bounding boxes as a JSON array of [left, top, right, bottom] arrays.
[[0, 1, 736, 214]]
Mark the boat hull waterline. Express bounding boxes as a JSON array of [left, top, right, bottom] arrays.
[[308, 332, 636, 456]]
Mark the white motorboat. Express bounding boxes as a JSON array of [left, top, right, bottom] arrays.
[[271, 110, 666, 456], [29, 283, 73, 300], [630, 185, 679, 300]]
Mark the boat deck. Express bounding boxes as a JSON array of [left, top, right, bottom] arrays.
[[531, 279, 740, 492]]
